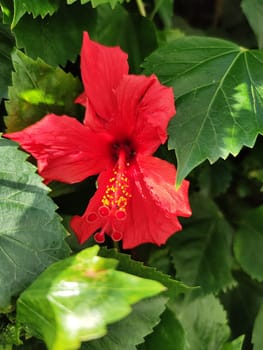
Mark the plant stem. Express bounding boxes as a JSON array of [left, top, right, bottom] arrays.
[[136, 0, 146, 17], [113, 240, 120, 251]]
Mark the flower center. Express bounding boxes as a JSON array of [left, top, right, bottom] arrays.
[[111, 139, 136, 165], [88, 144, 134, 244]]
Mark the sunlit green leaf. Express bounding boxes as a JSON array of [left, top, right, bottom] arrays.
[[234, 206, 263, 281], [0, 136, 70, 310], [17, 245, 165, 350], [222, 335, 245, 350], [13, 2, 96, 66], [143, 36, 263, 183], [169, 193, 234, 293], [12, 0, 60, 28], [5, 50, 82, 132]]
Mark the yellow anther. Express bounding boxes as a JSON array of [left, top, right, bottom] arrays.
[[101, 166, 131, 214]]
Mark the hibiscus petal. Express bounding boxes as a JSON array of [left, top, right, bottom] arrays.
[[4, 114, 113, 184], [80, 32, 129, 125], [114, 74, 175, 154], [122, 156, 191, 249], [71, 155, 191, 250], [122, 174, 179, 249], [71, 168, 125, 244], [137, 155, 192, 217]]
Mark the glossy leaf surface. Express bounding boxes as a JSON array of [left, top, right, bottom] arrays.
[[143, 36, 263, 183], [17, 245, 165, 350]]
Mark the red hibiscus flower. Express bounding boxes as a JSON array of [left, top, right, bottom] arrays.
[[5, 32, 191, 249]]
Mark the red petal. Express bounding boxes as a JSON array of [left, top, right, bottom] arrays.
[[113, 74, 175, 154], [71, 155, 191, 250], [80, 32, 129, 125], [75, 91, 86, 106], [122, 156, 191, 249], [71, 168, 121, 243], [4, 114, 113, 183], [137, 155, 192, 217]]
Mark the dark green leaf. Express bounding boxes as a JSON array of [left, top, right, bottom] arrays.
[[82, 296, 167, 350], [220, 272, 263, 341], [197, 159, 233, 197], [252, 301, 263, 350], [12, 0, 60, 28], [5, 50, 82, 132], [99, 248, 192, 297], [169, 193, 234, 293], [143, 36, 263, 183], [241, 0, 263, 48], [147, 247, 172, 275], [13, 2, 97, 66], [0, 13, 14, 100], [138, 307, 186, 350], [234, 206, 263, 281], [0, 136, 70, 310], [172, 294, 230, 350], [17, 245, 165, 350], [95, 5, 157, 73], [152, 0, 174, 28], [67, 0, 125, 8]]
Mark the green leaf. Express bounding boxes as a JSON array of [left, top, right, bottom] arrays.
[[152, 0, 174, 28], [222, 336, 245, 350], [169, 193, 234, 293], [197, 159, 233, 197], [0, 136, 70, 310], [0, 13, 14, 100], [99, 248, 192, 297], [13, 2, 97, 66], [143, 36, 263, 183], [82, 296, 167, 350], [241, 0, 263, 48], [172, 294, 230, 350], [138, 307, 186, 350], [234, 206, 263, 281], [5, 50, 82, 132], [12, 0, 60, 28], [95, 5, 157, 73], [252, 301, 263, 350], [67, 0, 125, 8], [17, 245, 165, 350], [220, 272, 263, 340]]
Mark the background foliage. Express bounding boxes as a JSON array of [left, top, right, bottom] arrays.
[[0, 0, 263, 349]]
